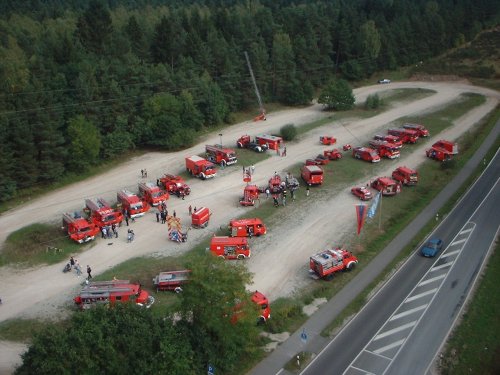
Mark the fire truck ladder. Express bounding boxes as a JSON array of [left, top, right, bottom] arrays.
[[244, 51, 265, 120]]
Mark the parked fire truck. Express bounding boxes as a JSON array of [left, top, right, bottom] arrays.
[[371, 177, 402, 196], [239, 184, 261, 206], [84, 198, 123, 228], [229, 218, 266, 237], [320, 136, 337, 145], [236, 135, 268, 152], [309, 248, 358, 280], [191, 207, 210, 228], [301, 165, 324, 186], [426, 146, 453, 161], [255, 134, 283, 151], [432, 140, 458, 154], [74, 280, 154, 309], [138, 182, 169, 206], [252, 291, 271, 324], [392, 166, 418, 185], [373, 134, 403, 148], [185, 156, 217, 179], [62, 212, 100, 243], [368, 140, 400, 159], [159, 174, 191, 197], [323, 149, 343, 160], [117, 190, 149, 218], [403, 123, 429, 137], [153, 269, 190, 292], [205, 144, 238, 167], [209, 236, 250, 260], [352, 147, 381, 163], [388, 128, 419, 144]]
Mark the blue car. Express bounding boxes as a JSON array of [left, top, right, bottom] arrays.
[[421, 238, 443, 257]]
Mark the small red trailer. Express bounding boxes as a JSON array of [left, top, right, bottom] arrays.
[[239, 185, 261, 206], [255, 134, 283, 151], [191, 207, 210, 228]]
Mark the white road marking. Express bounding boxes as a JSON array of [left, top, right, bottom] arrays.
[[419, 274, 446, 286], [451, 238, 467, 246], [374, 321, 417, 341], [405, 288, 438, 303], [459, 228, 473, 234], [373, 339, 406, 355], [441, 249, 460, 258], [390, 305, 428, 321], [430, 262, 453, 272], [349, 365, 375, 374]]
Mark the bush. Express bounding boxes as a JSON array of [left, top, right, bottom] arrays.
[[365, 94, 382, 109], [280, 123, 298, 141]]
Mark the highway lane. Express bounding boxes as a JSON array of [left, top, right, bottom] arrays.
[[301, 150, 500, 375]]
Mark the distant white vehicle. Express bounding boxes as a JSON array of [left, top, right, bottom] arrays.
[[378, 78, 391, 84]]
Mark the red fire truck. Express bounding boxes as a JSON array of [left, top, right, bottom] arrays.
[[388, 128, 419, 144], [309, 248, 358, 280], [252, 291, 271, 324], [205, 144, 238, 167], [209, 236, 250, 260], [432, 140, 458, 154], [239, 185, 261, 206], [352, 147, 381, 163], [371, 177, 402, 196], [138, 182, 169, 206], [191, 207, 210, 228], [117, 190, 149, 218], [373, 134, 403, 148], [236, 135, 268, 152], [301, 165, 324, 186], [403, 123, 429, 137], [159, 174, 191, 197], [185, 156, 217, 180], [320, 136, 337, 145], [62, 212, 100, 243], [74, 280, 155, 309], [84, 198, 123, 228], [323, 149, 343, 160], [426, 146, 453, 161], [153, 270, 191, 292], [368, 140, 400, 159], [229, 218, 266, 237], [392, 166, 418, 186], [255, 134, 283, 151]]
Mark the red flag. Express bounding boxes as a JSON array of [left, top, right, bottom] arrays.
[[355, 204, 368, 235]]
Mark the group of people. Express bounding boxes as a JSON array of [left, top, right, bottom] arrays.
[[140, 168, 148, 178], [101, 223, 118, 239], [66, 256, 92, 280]]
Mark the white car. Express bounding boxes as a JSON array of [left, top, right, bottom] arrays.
[[378, 78, 391, 84]]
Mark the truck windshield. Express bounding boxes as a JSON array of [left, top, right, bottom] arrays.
[[151, 191, 162, 198], [103, 214, 116, 222], [370, 152, 378, 157], [78, 226, 91, 233], [131, 202, 143, 210]]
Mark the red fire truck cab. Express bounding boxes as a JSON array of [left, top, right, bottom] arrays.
[[373, 134, 403, 148], [138, 182, 169, 206], [301, 165, 324, 186], [309, 248, 358, 280], [432, 140, 458, 155], [403, 123, 429, 137], [352, 147, 381, 163], [62, 212, 100, 243], [84, 198, 124, 228], [392, 166, 418, 186], [239, 184, 261, 206], [185, 156, 217, 180], [117, 190, 149, 218], [229, 218, 266, 237], [205, 144, 238, 167], [209, 236, 250, 260], [371, 177, 402, 196], [388, 128, 419, 144], [368, 140, 400, 159], [153, 270, 191, 292], [160, 174, 191, 197], [426, 146, 453, 161], [255, 134, 283, 151], [191, 207, 210, 228], [74, 280, 154, 309]]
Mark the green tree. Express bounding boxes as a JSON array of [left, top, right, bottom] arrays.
[[75, 0, 113, 54], [318, 79, 355, 111], [66, 115, 101, 172], [197, 74, 229, 126], [0, 35, 30, 93]]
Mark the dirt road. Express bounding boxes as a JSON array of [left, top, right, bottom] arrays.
[[0, 81, 498, 372]]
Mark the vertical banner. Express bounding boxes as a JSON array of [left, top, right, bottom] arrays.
[[367, 191, 382, 219], [355, 204, 368, 235]]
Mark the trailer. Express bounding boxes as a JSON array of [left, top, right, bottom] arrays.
[[191, 207, 210, 228], [239, 184, 261, 206], [301, 165, 324, 186], [255, 134, 283, 151]]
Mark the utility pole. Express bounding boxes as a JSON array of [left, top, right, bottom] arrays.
[[244, 51, 265, 118]]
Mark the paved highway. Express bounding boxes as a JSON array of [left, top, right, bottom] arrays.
[[301, 150, 500, 375]]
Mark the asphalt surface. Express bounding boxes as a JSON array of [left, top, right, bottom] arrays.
[[249, 120, 499, 375]]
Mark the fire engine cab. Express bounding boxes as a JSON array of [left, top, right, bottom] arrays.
[[62, 212, 99, 243], [205, 144, 238, 167], [352, 147, 381, 163], [159, 174, 191, 197], [368, 140, 400, 159], [309, 248, 358, 280], [74, 280, 154, 309], [138, 182, 169, 206], [209, 236, 250, 260], [84, 198, 123, 228], [371, 177, 402, 196], [185, 155, 217, 180], [117, 190, 149, 218], [392, 166, 418, 185], [229, 218, 266, 237]]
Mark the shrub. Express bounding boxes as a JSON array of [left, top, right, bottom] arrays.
[[365, 94, 382, 109], [280, 123, 298, 141]]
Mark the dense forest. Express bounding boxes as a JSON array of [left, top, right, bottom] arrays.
[[0, 0, 498, 201]]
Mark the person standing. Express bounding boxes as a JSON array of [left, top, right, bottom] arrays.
[[189, 205, 192, 216], [173, 210, 176, 218], [250, 165, 255, 175], [101, 226, 107, 239], [155, 211, 160, 223], [74, 260, 82, 276], [70, 256, 75, 269], [86, 265, 92, 280], [306, 186, 310, 197], [282, 147, 287, 157], [112, 223, 118, 238]]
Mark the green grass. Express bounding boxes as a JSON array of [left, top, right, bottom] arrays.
[[439, 243, 500, 375], [0, 319, 55, 342], [0, 223, 88, 267]]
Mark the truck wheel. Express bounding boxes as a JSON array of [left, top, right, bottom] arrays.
[[257, 316, 266, 325], [174, 287, 183, 293], [325, 273, 335, 281], [237, 254, 245, 260], [218, 255, 225, 260], [200, 173, 206, 180], [346, 263, 356, 271]]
